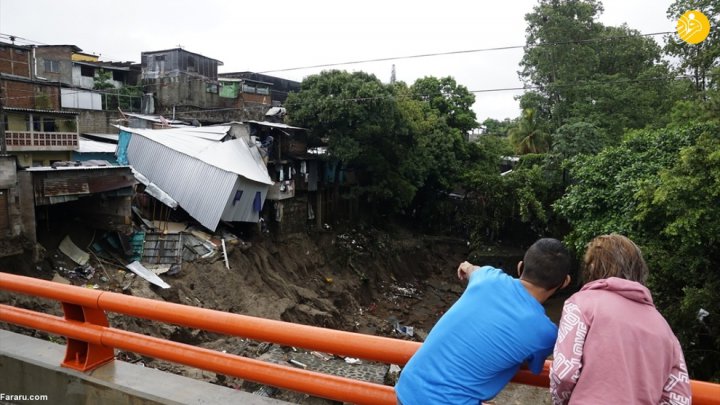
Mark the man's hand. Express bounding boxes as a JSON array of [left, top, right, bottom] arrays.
[[457, 261, 478, 281]]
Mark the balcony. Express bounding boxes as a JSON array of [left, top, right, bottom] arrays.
[[4, 131, 79, 152]]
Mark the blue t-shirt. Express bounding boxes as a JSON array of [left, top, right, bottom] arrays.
[[395, 266, 557, 404]]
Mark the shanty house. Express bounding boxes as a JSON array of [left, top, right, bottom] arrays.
[[118, 126, 272, 231]]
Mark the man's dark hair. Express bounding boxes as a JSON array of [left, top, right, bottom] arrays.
[[521, 238, 572, 290]]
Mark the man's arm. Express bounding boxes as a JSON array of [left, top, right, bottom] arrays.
[[457, 261, 479, 281], [550, 300, 587, 405]]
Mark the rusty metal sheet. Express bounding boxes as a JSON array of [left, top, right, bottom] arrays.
[[43, 177, 90, 197], [86, 174, 136, 193], [142, 233, 183, 266]]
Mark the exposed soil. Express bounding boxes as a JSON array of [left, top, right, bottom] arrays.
[[0, 223, 556, 403]]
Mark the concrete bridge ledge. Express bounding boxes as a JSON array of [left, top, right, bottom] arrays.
[[0, 329, 289, 404]]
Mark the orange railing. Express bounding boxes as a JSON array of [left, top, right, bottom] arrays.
[[1, 272, 718, 404]]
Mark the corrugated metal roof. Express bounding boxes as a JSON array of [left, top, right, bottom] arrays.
[[127, 135, 238, 230], [120, 126, 271, 185], [26, 163, 128, 172], [218, 77, 273, 85], [83, 132, 118, 139], [5, 107, 78, 116], [123, 126, 272, 230], [78, 138, 117, 153], [124, 113, 188, 125], [141, 48, 223, 65], [74, 61, 131, 71], [246, 120, 305, 130]]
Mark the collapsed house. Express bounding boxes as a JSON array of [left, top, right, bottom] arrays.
[[116, 125, 273, 231]]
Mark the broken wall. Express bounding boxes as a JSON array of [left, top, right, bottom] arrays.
[[0, 157, 35, 258]]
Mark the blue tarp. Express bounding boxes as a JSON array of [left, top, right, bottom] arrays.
[[116, 130, 132, 165]]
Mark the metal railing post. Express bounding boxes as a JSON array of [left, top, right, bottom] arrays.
[[60, 302, 114, 371]]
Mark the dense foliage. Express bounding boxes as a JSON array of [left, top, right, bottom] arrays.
[[285, 0, 719, 379], [555, 123, 720, 380], [518, 0, 681, 143], [286, 71, 479, 215]]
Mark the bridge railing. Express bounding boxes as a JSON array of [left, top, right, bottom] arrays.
[[1, 272, 718, 404]]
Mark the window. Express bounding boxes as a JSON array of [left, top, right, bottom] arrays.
[[154, 55, 165, 62], [232, 190, 243, 206], [112, 70, 125, 82], [25, 116, 41, 132], [80, 65, 94, 77], [43, 118, 56, 132], [206, 83, 218, 94], [256, 86, 270, 95], [44, 59, 60, 73], [242, 83, 256, 93]]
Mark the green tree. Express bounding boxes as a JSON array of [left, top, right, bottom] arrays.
[[410, 76, 478, 134], [555, 123, 720, 379], [665, 0, 720, 92], [93, 69, 115, 90], [519, 0, 604, 128], [480, 117, 517, 137], [508, 108, 551, 154], [286, 70, 427, 213], [551, 122, 605, 159], [463, 151, 558, 246], [519, 0, 678, 142]]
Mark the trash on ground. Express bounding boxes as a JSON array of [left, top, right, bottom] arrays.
[[288, 359, 307, 369], [344, 357, 362, 365], [58, 235, 90, 266], [125, 261, 171, 289], [151, 220, 187, 234], [310, 351, 331, 361], [394, 320, 414, 337]]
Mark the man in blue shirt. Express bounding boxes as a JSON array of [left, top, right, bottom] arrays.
[[395, 238, 572, 404]]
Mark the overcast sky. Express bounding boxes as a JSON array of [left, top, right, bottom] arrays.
[[0, 0, 676, 123]]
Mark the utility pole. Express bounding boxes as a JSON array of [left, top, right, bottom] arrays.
[[0, 85, 7, 156], [390, 64, 396, 84]]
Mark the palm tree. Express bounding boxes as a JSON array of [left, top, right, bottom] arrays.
[[508, 108, 550, 154]]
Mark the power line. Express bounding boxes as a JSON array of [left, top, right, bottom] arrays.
[[257, 31, 673, 74], [2, 30, 673, 76]]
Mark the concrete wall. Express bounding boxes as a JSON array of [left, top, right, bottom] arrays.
[[0, 157, 17, 188], [0, 330, 287, 405], [269, 193, 316, 235], [0, 157, 35, 257], [14, 151, 73, 168], [67, 109, 123, 134], [34, 46, 74, 85], [17, 171, 36, 244]]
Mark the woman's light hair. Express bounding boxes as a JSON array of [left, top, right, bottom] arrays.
[[583, 234, 649, 285]]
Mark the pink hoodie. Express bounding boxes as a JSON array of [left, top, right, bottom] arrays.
[[550, 277, 691, 405]]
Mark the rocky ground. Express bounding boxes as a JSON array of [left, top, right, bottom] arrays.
[[0, 223, 555, 404]]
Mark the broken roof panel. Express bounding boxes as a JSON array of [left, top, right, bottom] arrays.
[[124, 113, 188, 125], [121, 126, 271, 185], [121, 126, 271, 230], [246, 120, 305, 131]]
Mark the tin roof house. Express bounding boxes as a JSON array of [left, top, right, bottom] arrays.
[[117, 125, 272, 230]]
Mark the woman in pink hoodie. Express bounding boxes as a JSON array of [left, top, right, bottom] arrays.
[[550, 234, 691, 405]]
